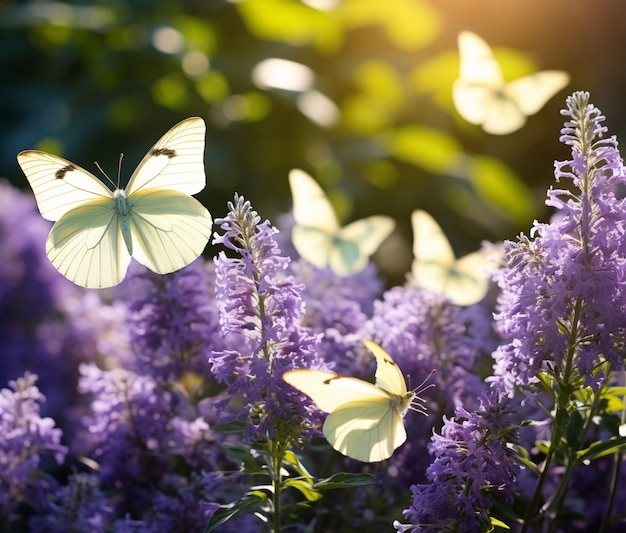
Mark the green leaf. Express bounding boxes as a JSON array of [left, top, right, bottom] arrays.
[[221, 443, 265, 474], [204, 493, 267, 533], [565, 410, 585, 448], [283, 450, 315, 479], [236, 0, 342, 53], [284, 478, 323, 502], [314, 472, 375, 490], [386, 124, 462, 174], [490, 516, 511, 530], [577, 436, 626, 462], [467, 155, 535, 225]]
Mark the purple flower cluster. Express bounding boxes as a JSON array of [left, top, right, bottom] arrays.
[[0, 373, 67, 520], [395, 393, 519, 533], [210, 195, 324, 440], [126, 259, 221, 382], [491, 91, 626, 393]]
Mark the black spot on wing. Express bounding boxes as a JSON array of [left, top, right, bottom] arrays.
[[151, 148, 176, 158], [55, 165, 76, 179]]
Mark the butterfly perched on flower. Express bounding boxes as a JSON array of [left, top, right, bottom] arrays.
[[17, 117, 212, 288], [289, 169, 395, 276], [453, 31, 569, 135], [283, 341, 428, 462]]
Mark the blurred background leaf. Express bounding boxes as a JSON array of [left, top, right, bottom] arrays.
[[2, 0, 622, 284]]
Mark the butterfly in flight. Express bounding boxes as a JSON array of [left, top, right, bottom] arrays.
[[453, 31, 569, 135], [283, 341, 428, 462], [17, 117, 212, 288], [411, 210, 492, 306], [289, 169, 395, 276]]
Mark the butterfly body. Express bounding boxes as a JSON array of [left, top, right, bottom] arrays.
[[18, 117, 212, 288], [283, 341, 424, 462]]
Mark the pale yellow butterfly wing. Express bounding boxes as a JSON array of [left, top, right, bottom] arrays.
[[323, 401, 406, 462], [289, 168, 339, 233], [46, 201, 130, 288], [17, 151, 113, 222], [453, 31, 505, 126], [125, 116, 212, 275], [289, 168, 338, 269], [128, 189, 213, 275], [411, 210, 488, 306], [456, 31, 503, 86], [283, 370, 390, 412], [365, 340, 408, 397], [126, 117, 208, 196], [505, 71, 570, 115], [329, 216, 395, 276]]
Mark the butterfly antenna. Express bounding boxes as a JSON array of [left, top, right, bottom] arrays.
[[117, 153, 124, 189], [409, 369, 436, 415], [93, 160, 117, 190]]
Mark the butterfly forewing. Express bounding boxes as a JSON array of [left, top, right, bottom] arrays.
[[17, 151, 113, 222], [506, 71, 570, 115], [289, 169, 339, 233], [364, 340, 408, 397], [126, 117, 207, 196], [457, 31, 503, 86], [283, 370, 390, 413]]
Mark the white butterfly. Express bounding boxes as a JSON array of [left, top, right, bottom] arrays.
[[289, 169, 395, 276], [17, 117, 212, 288], [411, 210, 490, 306], [283, 340, 426, 463], [453, 31, 569, 135]]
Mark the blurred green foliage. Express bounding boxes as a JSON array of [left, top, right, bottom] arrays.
[[2, 0, 622, 284]]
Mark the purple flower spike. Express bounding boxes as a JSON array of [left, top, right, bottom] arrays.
[[211, 195, 324, 439], [491, 91, 626, 394]]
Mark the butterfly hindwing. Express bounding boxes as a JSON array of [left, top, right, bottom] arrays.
[[324, 401, 406, 463], [128, 189, 213, 274], [47, 202, 130, 288]]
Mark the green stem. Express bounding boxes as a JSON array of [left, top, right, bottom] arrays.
[[521, 298, 584, 532], [599, 369, 626, 533], [271, 442, 284, 533], [545, 385, 601, 520]]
